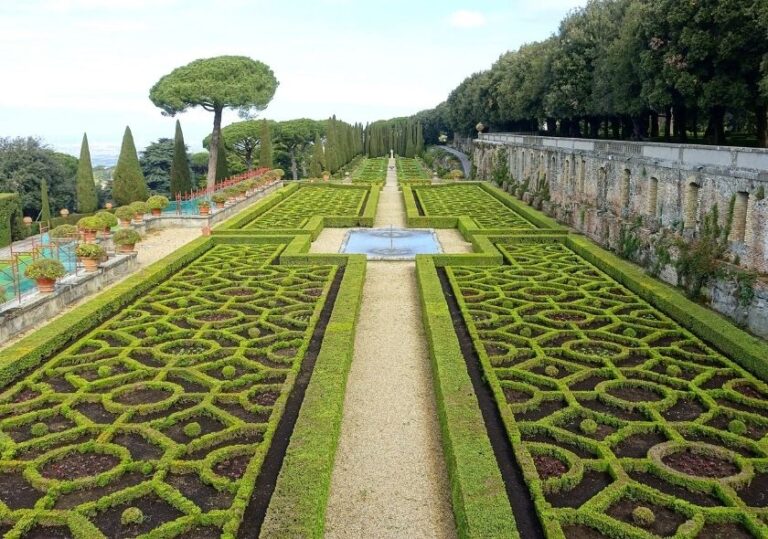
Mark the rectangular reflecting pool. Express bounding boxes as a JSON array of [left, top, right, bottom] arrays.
[[340, 228, 442, 260]]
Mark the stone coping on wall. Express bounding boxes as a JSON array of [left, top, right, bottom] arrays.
[[0, 251, 138, 341], [478, 133, 768, 178]]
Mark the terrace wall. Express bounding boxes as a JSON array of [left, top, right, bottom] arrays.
[[470, 134, 768, 338]]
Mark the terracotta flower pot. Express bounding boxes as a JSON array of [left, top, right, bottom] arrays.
[[215, 202, 225, 210], [120, 219, 131, 227], [199, 207, 210, 216], [151, 208, 162, 216], [118, 243, 135, 253], [134, 214, 144, 223], [82, 257, 99, 272], [35, 277, 56, 293]]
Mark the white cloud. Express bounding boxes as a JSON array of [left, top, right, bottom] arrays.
[[449, 10, 486, 28]]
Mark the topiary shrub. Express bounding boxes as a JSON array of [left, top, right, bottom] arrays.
[[728, 419, 747, 435], [519, 327, 532, 338], [121, 507, 144, 526], [145, 327, 157, 337], [666, 364, 682, 378], [221, 365, 236, 379], [146, 195, 170, 211], [247, 327, 261, 338], [183, 422, 201, 437], [544, 365, 560, 377], [632, 506, 655, 527], [30, 422, 49, 437], [75, 243, 105, 259], [95, 210, 118, 229], [24, 259, 66, 280], [97, 366, 112, 378], [115, 206, 134, 222], [622, 328, 637, 338], [579, 418, 598, 435], [129, 201, 148, 216], [77, 215, 103, 231], [113, 228, 141, 247], [50, 224, 78, 239]]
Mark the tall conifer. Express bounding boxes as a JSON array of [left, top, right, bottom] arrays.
[[112, 126, 148, 206], [75, 133, 98, 213], [40, 179, 51, 223], [258, 120, 273, 168], [309, 134, 324, 177], [215, 142, 229, 183], [170, 120, 192, 196]]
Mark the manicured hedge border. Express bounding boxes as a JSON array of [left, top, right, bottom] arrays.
[[415, 256, 518, 538], [261, 255, 366, 537]]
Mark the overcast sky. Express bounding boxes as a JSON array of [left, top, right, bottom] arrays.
[[0, 0, 586, 160]]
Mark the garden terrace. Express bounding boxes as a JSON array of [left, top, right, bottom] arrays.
[[395, 157, 431, 186], [0, 235, 362, 538], [350, 157, 387, 184], [215, 183, 379, 234], [427, 235, 768, 537]]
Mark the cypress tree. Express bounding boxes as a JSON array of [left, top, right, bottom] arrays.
[[112, 126, 149, 206], [258, 120, 273, 168], [75, 133, 98, 213], [309, 134, 324, 177], [170, 120, 192, 196], [40, 179, 51, 223], [215, 142, 229, 183]]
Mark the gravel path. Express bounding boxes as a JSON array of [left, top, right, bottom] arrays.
[[325, 159, 456, 538], [0, 227, 200, 351]]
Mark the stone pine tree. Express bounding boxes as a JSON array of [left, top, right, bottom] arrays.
[[215, 143, 229, 183], [75, 133, 98, 213], [170, 120, 192, 196], [149, 56, 278, 189], [40, 179, 51, 223], [112, 126, 149, 206], [258, 120, 273, 168], [309, 134, 324, 177]]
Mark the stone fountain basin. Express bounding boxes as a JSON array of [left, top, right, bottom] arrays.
[[340, 228, 442, 260]]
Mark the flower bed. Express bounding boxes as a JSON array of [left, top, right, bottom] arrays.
[[0, 241, 342, 537], [442, 238, 768, 537]]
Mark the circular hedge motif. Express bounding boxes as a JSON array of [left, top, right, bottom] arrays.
[[649, 441, 752, 487]]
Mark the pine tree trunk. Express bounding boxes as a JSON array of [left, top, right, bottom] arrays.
[[245, 150, 253, 171], [650, 113, 659, 138], [207, 107, 223, 190], [757, 105, 768, 148], [664, 106, 672, 141]]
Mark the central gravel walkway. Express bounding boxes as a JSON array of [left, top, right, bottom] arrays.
[[324, 160, 456, 538]]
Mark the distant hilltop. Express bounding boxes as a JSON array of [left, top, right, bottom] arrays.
[[91, 155, 117, 168]]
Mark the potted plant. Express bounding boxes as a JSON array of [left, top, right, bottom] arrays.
[[322, 170, 330, 181], [197, 199, 211, 216], [224, 187, 239, 203], [147, 195, 169, 216], [77, 216, 103, 242], [113, 228, 141, 253], [235, 183, 248, 199], [129, 201, 148, 223], [212, 193, 227, 209], [50, 224, 79, 242], [24, 258, 66, 293], [115, 206, 134, 226], [241, 179, 255, 195], [75, 243, 105, 272], [95, 210, 118, 234]]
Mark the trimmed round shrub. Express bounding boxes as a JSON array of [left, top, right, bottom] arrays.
[[544, 365, 560, 377], [24, 259, 66, 280], [567, 279, 578, 287], [113, 228, 141, 246], [144, 327, 157, 337], [579, 418, 598, 435], [121, 507, 144, 526], [728, 419, 748, 435], [50, 224, 78, 239], [247, 327, 261, 338], [622, 327, 637, 338], [141, 462, 153, 474], [97, 366, 112, 378], [146, 195, 169, 211], [176, 298, 188, 308], [519, 327, 532, 338], [95, 210, 118, 228], [115, 206, 134, 221], [212, 193, 227, 204], [129, 201, 148, 215], [77, 215, 103, 231], [666, 364, 682, 378], [272, 168, 285, 178], [183, 422, 201, 437], [30, 422, 49, 437], [632, 506, 655, 527], [75, 242, 105, 259], [221, 366, 236, 379]]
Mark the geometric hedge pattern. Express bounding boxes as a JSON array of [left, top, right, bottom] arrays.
[[413, 184, 535, 229], [448, 241, 768, 538], [244, 185, 368, 229], [395, 157, 430, 184], [351, 157, 387, 183], [0, 243, 335, 538]]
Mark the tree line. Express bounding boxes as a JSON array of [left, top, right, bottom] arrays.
[[415, 0, 768, 146]]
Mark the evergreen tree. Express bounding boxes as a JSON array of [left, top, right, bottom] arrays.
[[309, 134, 324, 177], [112, 126, 149, 206], [170, 120, 192, 196], [40, 179, 51, 223], [415, 122, 425, 156], [75, 133, 98, 213], [215, 142, 229, 183], [258, 120, 273, 168]]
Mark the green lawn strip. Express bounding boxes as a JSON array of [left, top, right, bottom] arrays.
[[261, 255, 365, 538], [416, 256, 518, 539]]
